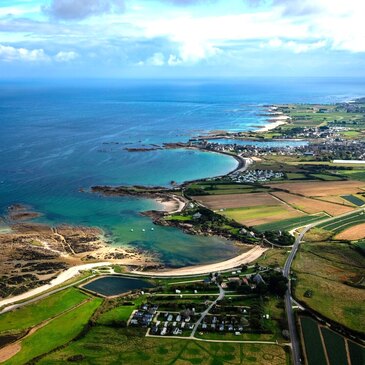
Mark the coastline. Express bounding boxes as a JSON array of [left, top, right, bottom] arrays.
[[0, 104, 286, 305], [256, 115, 291, 132], [131, 245, 267, 277]]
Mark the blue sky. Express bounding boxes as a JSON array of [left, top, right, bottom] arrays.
[[0, 0, 364, 78]]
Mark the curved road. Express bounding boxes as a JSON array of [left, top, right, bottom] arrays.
[[283, 208, 365, 365]]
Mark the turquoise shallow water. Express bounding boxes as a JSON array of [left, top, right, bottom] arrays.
[[1, 78, 364, 266]]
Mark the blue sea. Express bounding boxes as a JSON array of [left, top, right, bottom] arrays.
[[0, 77, 364, 266]]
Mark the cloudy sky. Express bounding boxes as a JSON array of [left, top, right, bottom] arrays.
[[0, 0, 364, 78]]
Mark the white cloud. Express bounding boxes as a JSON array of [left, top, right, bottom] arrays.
[[135, 0, 365, 55], [0, 44, 80, 63], [167, 54, 182, 66], [264, 38, 327, 53], [147, 52, 165, 66], [55, 50, 79, 62], [0, 44, 49, 62]]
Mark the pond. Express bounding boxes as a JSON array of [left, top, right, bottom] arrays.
[[82, 276, 154, 296]]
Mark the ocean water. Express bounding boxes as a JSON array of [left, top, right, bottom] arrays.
[[0, 77, 364, 266]]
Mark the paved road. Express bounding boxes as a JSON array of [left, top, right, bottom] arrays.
[[283, 224, 312, 365], [190, 284, 225, 338], [283, 207, 365, 365]]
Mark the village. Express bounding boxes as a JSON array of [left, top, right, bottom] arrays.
[[185, 134, 365, 163], [126, 268, 285, 340]]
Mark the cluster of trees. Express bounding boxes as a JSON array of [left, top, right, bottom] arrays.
[[249, 302, 266, 331], [184, 187, 209, 196], [226, 270, 288, 297], [264, 231, 295, 246], [187, 207, 259, 244]]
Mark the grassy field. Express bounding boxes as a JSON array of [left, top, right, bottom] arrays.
[[37, 326, 289, 365], [4, 297, 102, 365], [96, 305, 135, 326], [187, 182, 270, 196], [255, 213, 327, 232], [222, 205, 301, 226], [254, 248, 288, 269], [0, 288, 88, 334], [317, 210, 365, 233], [308, 173, 344, 181], [293, 242, 365, 332], [339, 169, 365, 181]]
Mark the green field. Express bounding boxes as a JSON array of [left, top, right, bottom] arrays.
[[4, 297, 102, 365], [222, 205, 290, 223], [348, 339, 365, 365], [97, 305, 136, 326], [254, 248, 288, 268], [300, 317, 327, 365], [186, 182, 269, 196], [293, 242, 365, 331], [309, 173, 344, 181], [317, 211, 365, 233], [255, 213, 327, 232], [341, 195, 365, 207], [37, 326, 289, 365], [165, 215, 192, 221], [285, 172, 308, 180], [0, 288, 88, 333], [321, 327, 348, 365], [339, 169, 365, 181]]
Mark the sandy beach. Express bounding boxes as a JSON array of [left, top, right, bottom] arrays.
[[0, 246, 267, 308], [155, 194, 187, 214], [131, 245, 267, 277], [257, 114, 291, 132]]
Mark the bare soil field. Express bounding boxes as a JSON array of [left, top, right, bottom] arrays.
[[271, 192, 354, 216], [334, 223, 365, 240], [266, 180, 365, 197], [195, 193, 280, 210]]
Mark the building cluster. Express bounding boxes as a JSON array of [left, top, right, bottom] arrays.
[[187, 136, 365, 162], [231, 169, 284, 183], [198, 314, 249, 334], [129, 304, 158, 327], [221, 273, 266, 290], [150, 310, 196, 336]]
